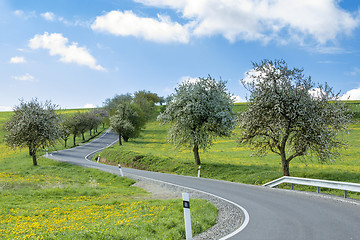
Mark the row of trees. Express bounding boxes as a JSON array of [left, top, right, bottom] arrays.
[[4, 100, 108, 166], [3, 89, 160, 166], [3, 59, 351, 175], [159, 60, 351, 176], [60, 109, 108, 147]]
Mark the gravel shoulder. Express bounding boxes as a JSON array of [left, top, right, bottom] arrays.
[[128, 173, 244, 240]]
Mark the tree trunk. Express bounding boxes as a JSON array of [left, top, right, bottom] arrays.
[[64, 139, 67, 148], [281, 153, 290, 176], [123, 136, 129, 142], [73, 134, 76, 146], [82, 132, 85, 141], [31, 149, 37, 166], [118, 135, 122, 145], [29, 147, 32, 156], [193, 144, 201, 165]]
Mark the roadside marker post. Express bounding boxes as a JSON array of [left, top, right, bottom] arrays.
[[97, 154, 100, 163], [118, 163, 124, 177], [45, 149, 48, 158], [197, 165, 201, 178], [182, 193, 192, 240]]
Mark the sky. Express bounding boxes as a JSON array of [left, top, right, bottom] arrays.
[[1, 0, 360, 111]]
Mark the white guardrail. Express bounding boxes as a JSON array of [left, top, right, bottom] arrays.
[[263, 176, 360, 198]]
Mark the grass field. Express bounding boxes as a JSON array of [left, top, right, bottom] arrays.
[[0, 110, 217, 239], [99, 101, 360, 199]]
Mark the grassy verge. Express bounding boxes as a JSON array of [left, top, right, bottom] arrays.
[[0, 151, 217, 239], [0, 110, 217, 239], [98, 120, 360, 199]]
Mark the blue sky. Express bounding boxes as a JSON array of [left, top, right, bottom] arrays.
[[1, 0, 360, 111]]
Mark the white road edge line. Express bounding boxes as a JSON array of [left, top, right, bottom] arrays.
[[49, 128, 113, 155], [125, 172, 250, 240], [84, 131, 119, 161], [81, 129, 250, 239]]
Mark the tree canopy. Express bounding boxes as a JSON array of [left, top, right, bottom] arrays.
[[4, 99, 61, 166], [238, 59, 351, 176], [133, 90, 159, 121], [110, 101, 146, 145], [158, 76, 235, 165], [103, 93, 133, 115]]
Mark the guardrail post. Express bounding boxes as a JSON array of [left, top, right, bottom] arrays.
[[291, 184, 294, 190], [317, 187, 320, 193], [344, 190, 347, 198]]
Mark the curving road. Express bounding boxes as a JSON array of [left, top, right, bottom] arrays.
[[48, 130, 360, 240]]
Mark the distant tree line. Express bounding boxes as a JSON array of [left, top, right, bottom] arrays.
[[104, 90, 162, 145], [60, 109, 108, 147], [4, 99, 109, 166], [3, 90, 163, 166]]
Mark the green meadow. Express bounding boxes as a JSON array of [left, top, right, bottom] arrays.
[[0, 101, 359, 238], [99, 101, 360, 199], [0, 110, 217, 239]]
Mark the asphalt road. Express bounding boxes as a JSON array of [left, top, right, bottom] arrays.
[[48, 130, 360, 240]]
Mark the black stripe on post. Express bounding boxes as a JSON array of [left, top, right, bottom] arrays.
[[183, 201, 190, 209]]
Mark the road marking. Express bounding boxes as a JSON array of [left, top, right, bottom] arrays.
[[84, 138, 119, 162], [125, 172, 250, 239], [63, 129, 250, 239]]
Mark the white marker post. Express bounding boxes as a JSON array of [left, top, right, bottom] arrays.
[[97, 154, 100, 163], [182, 193, 192, 240], [197, 165, 201, 178], [45, 149, 48, 158], [118, 163, 124, 177]]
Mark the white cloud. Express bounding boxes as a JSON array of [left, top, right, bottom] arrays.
[[13, 10, 36, 19], [308, 87, 328, 99], [12, 73, 37, 82], [134, 0, 360, 45], [163, 76, 199, 94], [242, 68, 261, 84], [13, 10, 23, 16], [347, 67, 360, 76], [0, 106, 12, 112], [28, 32, 105, 71], [308, 45, 352, 54], [9, 56, 26, 64], [84, 104, 96, 108], [41, 12, 55, 21], [91, 10, 190, 43], [232, 94, 246, 103], [340, 87, 360, 100]]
